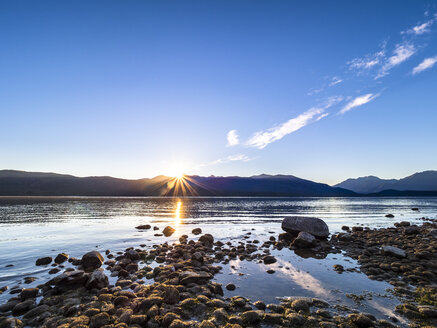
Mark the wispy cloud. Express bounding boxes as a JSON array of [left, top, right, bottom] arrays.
[[307, 87, 323, 96], [226, 129, 239, 146], [246, 107, 325, 149], [347, 46, 386, 73], [329, 76, 343, 86], [201, 154, 253, 167], [402, 19, 434, 35], [338, 93, 379, 115], [376, 43, 416, 79], [246, 97, 342, 149], [412, 55, 437, 74]]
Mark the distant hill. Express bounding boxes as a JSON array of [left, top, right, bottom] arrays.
[[0, 170, 355, 197], [335, 171, 437, 194]]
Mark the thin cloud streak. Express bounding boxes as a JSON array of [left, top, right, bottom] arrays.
[[200, 154, 253, 167], [376, 43, 416, 79], [347, 45, 386, 72], [339, 93, 379, 115], [246, 97, 342, 149], [402, 19, 435, 35], [226, 129, 239, 146], [329, 76, 343, 86], [246, 107, 324, 149], [412, 55, 437, 74]]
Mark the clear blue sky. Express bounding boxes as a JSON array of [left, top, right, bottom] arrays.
[[1, 0, 437, 184]]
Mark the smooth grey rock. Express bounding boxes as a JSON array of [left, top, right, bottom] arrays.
[[282, 216, 329, 238], [381, 245, 406, 258], [179, 271, 212, 285]]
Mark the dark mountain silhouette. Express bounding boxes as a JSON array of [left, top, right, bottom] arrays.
[[334, 170, 437, 194], [0, 170, 355, 197]]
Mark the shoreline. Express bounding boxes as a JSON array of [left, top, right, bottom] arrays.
[[1, 219, 436, 328]]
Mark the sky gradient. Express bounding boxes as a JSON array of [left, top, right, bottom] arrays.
[[1, 0, 437, 185]]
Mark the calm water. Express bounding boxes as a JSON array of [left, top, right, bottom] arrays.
[[1, 196, 436, 325]]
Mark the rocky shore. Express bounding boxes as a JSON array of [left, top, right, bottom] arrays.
[[0, 217, 436, 328]]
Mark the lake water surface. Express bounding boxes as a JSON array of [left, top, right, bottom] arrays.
[[1, 196, 437, 325]]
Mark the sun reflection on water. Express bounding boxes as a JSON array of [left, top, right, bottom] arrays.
[[175, 201, 182, 224]]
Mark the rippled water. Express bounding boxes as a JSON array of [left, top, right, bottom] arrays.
[[1, 196, 436, 324]]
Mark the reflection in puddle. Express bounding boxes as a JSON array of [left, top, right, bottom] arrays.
[[273, 258, 331, 299], [216, 249, 406, 326], [367, 299, 407, 324]]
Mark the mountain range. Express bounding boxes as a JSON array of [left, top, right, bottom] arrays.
[[334, 170, 437, 194], [0, 170, 436, 197]]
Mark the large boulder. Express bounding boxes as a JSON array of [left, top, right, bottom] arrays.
[[81, 251, 104, 272], [281, 217, 329, 238]]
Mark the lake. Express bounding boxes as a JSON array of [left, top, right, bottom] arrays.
[[1, 196, 436, 325]]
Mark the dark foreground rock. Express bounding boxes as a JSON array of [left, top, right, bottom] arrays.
[[81, 251, 104, 272], [293, 231, 316, 248], [35, 257, 52, 266], [163, 226, 176, 237]]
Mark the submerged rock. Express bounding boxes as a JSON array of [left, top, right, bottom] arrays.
[[35, 257, 52, 266], [281, 216, 329, 238], [135, 224, 151, 229]]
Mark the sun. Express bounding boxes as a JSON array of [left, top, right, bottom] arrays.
[[165, 165, 187, 179]]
